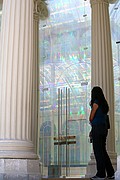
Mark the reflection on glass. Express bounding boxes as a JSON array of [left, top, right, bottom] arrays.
[[39, 0, 91, 177], [39, 0, 120, 177], [110, 1, 120, 155]]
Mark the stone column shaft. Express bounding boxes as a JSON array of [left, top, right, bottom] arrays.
[[86, 0, 117, 177], [32, 4, 40, 154], [0, 0, 37, 159], [91, 0, 116, 153]]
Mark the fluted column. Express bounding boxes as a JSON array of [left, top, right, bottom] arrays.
[[86, 0, 117, 177], [31, 1, 40, 155], [32, 0, 49, 153], [0, 0, 37, 159], [0, 0, 49, 178]]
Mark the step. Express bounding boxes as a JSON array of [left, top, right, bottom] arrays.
[[42, 178, 90, 180]]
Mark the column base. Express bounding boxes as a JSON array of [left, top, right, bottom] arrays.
[[0, 159, 41, 180], [0, 174, 40, 180], [85, 153, 96, 178], [85, 152, 117, 178], [0, 140, 38, 159]]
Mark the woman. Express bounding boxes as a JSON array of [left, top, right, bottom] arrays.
[[89, 86, 115, 180]]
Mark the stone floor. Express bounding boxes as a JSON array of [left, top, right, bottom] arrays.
[[42, 178, 90, 180], [42, 156, 120, 180]]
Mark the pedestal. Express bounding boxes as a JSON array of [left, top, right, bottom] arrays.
[[86, 152, 117, 178], [0, 159, 40, 180]]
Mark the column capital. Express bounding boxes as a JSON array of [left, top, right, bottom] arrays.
[[33, 0, 49, 20], [108, 0, 117, 3], [90, 0, 109, 5]]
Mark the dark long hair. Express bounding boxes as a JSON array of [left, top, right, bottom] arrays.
[[90, 86, 109, 114]]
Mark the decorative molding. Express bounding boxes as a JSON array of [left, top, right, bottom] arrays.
[[90, 0, 117, 5], [108, 0, 117, 3], [90, 0, 109, 5], [33, 0, 49, 20]]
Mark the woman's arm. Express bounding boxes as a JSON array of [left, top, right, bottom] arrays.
[[89, 103, 98, 122]]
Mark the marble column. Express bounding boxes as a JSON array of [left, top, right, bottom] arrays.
[[86, 0, 117, 177], [0, 0, 49, 179], [33, 0, 49, 174], [32, 0, 41, 157]]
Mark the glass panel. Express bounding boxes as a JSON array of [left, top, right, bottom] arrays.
[[110, 1, 120, 155], [39, 0, 92, 178], [39, 0, 120, 178]]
